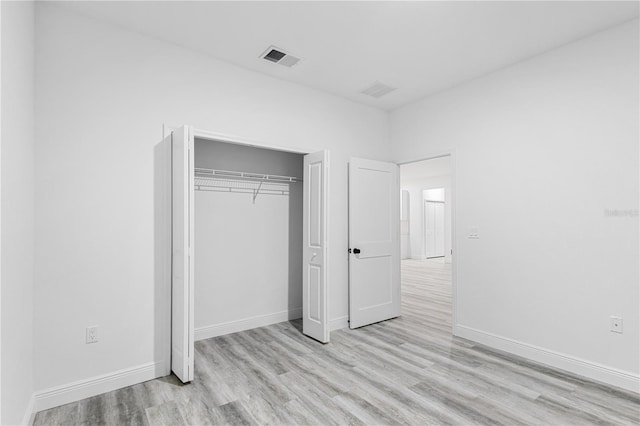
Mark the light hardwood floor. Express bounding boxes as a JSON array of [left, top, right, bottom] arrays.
[[35, 259, 639, 425]]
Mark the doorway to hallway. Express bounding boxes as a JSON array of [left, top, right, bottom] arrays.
[[399, 155, 454, 333]]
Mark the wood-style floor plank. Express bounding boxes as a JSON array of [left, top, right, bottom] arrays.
[[34, 259, 640, 425]]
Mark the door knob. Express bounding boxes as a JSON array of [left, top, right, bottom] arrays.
[[353, 248, 361, 254]]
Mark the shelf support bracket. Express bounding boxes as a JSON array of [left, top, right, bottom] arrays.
[[252, 180, 264, 204]]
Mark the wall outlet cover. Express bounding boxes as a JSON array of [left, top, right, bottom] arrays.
[[86, 326, 99, 343], [610, 316, 623, 334]]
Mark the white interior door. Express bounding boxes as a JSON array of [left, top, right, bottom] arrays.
[[349, 158, 400, 329], [172, 126, 194, 382], [425, 201, 436, 257], [302, 150, 329, 343], [425, 200, 445, 258]]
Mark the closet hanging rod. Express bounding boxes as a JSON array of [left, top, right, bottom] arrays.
[[194, 167, 302, 183], [193, 167, 300, 203], [194, 185, 289, 196]]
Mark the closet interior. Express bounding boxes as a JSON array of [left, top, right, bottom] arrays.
[[193, 138, 305, 341]]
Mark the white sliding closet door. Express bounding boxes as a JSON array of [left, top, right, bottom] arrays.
[[302, 150, 330, 343], [348, 158, 400, 329], [172, 126, 194, 383]]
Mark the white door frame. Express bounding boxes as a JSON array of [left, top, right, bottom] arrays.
[[397, 150, 458, 334], [161, 124, 328, 375]]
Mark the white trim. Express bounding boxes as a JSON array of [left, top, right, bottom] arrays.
[[324, 150, 331, 342], [395, 150, 454, 167], [21, 394, 35, 426], [195, 308, 303, 341], [34, 361, 164, 412], [455, 324, 640, 394], [159, 125, 173, 377], [329, 315, 349, 331]]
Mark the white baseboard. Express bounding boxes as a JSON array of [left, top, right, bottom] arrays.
[[455, 324, 640, 394], [330, 315, 349, 331], [195, 308, 302, 341], [21, 394, 36, 426], [34, 361, 164, 412]]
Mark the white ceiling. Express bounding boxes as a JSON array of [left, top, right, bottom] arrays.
[[401, 156, 451, 182], [56, 1, 639, 111]]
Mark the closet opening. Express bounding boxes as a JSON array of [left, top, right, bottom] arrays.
[[193, 139, 305, 342], [167, 126, 330, 383]]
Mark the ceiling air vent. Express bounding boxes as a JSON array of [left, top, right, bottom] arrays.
[[360, 82, 397, 99], [260, 46, 301, 68]]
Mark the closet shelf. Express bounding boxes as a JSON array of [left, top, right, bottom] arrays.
[[194, 168, 301, 202]]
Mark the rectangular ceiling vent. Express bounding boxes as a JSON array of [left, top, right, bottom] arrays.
[[260, 46, 301, 68], [360, 82, 397, 99]]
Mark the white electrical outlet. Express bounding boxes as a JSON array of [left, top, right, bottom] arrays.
[[610, 316, 623, 334], [86, 326, 99, 344]]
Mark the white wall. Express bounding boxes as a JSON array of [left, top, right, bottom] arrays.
[[391, 21, 639, 390], [1, 1, 35, 424], [400, 174, 452, 263], [194, 141, 303, 338], [34, 3, 389, 403]]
